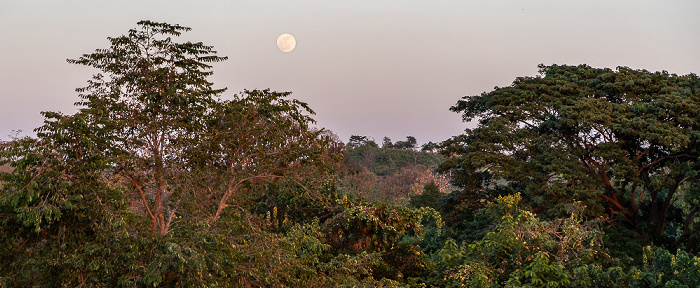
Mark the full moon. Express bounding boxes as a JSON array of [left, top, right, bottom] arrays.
[[276, 33, 296, 52]]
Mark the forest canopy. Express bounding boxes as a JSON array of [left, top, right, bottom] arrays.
[[1, 22, 700, 287]]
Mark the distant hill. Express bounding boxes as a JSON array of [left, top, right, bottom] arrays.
[[346, 145, 444, 176], [341, 145, 451, 205]]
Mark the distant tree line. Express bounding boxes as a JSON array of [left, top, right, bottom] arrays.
[[348, 135, 438, 153]]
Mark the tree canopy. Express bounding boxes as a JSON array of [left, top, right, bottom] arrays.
[[441, 64, 700, 250], [0, 21, 349, 286], [52, 20, 229, 234]]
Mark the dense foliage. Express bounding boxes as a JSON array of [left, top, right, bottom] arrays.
[[440, 64, 700, 251], [346, 139, 445, 176], [340, 138, 450, 205], [2, 22, 699, 287]]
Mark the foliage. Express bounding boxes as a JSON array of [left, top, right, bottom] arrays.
[[441, 64, 700, 251], [5, 22, 700, 287], [601, 225, 647, 267], [0, 134, 137, 287], [421, 141, 439, 153], [191, 89, 342, 222], [393, 136, 418, 150], [428, 193, 609, 287], [323, 199, 442, 281], [348, 135, 379, 149], [56, 20, 228, 235], [342, 142, 449, 206], [324, 200, 441, 252], [340, 166, 379, 201], [347, 143, 444, 176], [382, 137, 394, 149], [409, 181, 443, 210], [634, 246, 700, 287], [570, 246, 700, 287], [341, 164, 451, 206], [0, 136, 79, 233]]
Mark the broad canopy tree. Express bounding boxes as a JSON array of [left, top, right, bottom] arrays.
[[441, 64, 700, 250]]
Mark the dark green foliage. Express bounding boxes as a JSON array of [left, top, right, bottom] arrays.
[[382, 136, 394, 149], [570, 247, 700, 287], [0, 21, 352, 287], [393, 136, 418, 150], [348, 135, 379, 148], [441, 64, 700, 251], [410, 181, 442, 209], [323, 200, 441, 253], [602, 225, 647, 267], [323, 197, 441, 281], [634, 247, 700, 287], [421, 141, 438, 153], [426, 193, 610, 287], [0, 135, 135, 286]]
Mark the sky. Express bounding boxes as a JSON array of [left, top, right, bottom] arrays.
[[1, 1, 699, 146]]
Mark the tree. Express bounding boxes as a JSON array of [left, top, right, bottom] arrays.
[[421, 141, 438, 153], [192, 89, 340, 222], [0, 21, 346, 286], [382, 137, 393, 149], [393, 136, 418, 150], [347, 135, 378, 149], [0, 118, 140, 287], [57, 20, 228, 235], [441, 64, 700, 250], [409, 181, 442, 209], [322, 201, 441, 280]]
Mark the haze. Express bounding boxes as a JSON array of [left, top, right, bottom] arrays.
[[1, 1, 698, 145]]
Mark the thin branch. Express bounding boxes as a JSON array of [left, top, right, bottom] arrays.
[[121, 173, 157, 225]]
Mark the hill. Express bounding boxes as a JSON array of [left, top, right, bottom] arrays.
[[346, 145, 444, 176]]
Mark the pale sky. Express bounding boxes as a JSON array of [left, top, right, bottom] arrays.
[[1, 1, 699, 145]]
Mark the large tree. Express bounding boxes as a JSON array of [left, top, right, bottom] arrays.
[[191, 89, 342, 222], [441, 64, 700, 249], [58, 20, 228, 234], [0, 21, 346, 286]]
